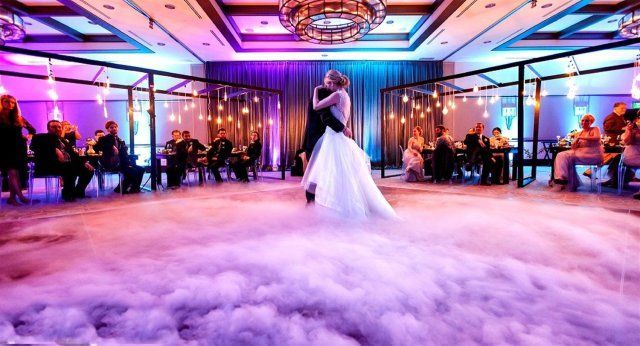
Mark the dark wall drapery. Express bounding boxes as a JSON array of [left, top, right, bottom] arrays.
[[205, 61, 442, 166]]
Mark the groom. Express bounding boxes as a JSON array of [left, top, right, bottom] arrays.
[[302, 87, 352, 203]]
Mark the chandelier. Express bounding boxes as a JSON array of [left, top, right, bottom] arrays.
[[0, 6, 26, 45], [278, 0, 387, 44], [618, 8, 639, 39]]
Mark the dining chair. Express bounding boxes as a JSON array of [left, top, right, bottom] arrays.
[[617, 154, 640, 195]]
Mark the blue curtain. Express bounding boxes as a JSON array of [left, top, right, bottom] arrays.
[[205, 61, 442, 165]]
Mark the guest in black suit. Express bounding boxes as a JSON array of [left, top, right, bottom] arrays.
[[165, 130, 183, 189], [301, 87, 352, 202], [464, 122, 502, 185], [232, 131, 263, 183], [94, 120, 145, 194], [178, 130, 207, 168], [30, 120, 95, 201], [207, 128, 233, 182]]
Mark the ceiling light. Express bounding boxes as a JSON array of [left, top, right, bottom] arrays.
[[24, 22, 32, 26], [260, 21, 269, 25], [103, 4, 115, 10], [483, 40, 492, 44], [440, 41, 448, 44], [607, 19, 617, 23], [87, 21, 97, 25], [164, 4, 175, 9], [541, 3, 552, 9], [485, 3, 496, 8], [386, 20, 394, 24], [279, 0, 387, 44], [203, 42, 210, 46], [321, 54, 328, 57], [157, 42, 166, 46]]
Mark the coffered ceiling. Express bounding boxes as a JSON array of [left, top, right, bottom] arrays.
[[1, 0, 638, 64]]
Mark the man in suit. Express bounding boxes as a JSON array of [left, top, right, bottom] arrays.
[[165, 130, 183, 189], [603, 102, 627, 145], [302, 87, 352, 202], [177, 130, 207, 184], [464, 122, 502, 185], [30, 120, 94, 201], [207, 128, 233, 182], [94, 120, 145, 194]]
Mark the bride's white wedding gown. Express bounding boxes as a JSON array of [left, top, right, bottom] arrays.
[[302, 89, 397, 219]]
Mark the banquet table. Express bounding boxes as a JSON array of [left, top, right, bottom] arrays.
[[421, 146, 514, 183]]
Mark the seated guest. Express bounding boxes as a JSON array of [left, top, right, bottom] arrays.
[[176, 130, 207, 185], [402, 126, 425, 182], [232, 131, 263, 183], [432, 125, 455, 181], [464, 122, 502, 185], [490, 127, 510, 184], [207, 128, 233, 182], [86, 129, 105, 152], [30, 120, 95, 201], [603, 102, 627, 145], [94, 120, 145, 194], [164, 130, 183, 189], [552, 114, 604, 191], [490, 127, 510, 148], [601, 110, 640, 190], [61, 120, 82, 147], [178, 130, 207, 168]]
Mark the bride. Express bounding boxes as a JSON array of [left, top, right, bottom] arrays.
[[301, 70, 397, 219]]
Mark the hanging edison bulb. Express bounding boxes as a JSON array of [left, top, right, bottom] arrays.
[[415, 102, 421, 110], [218, 103, 223, 111], [227, 114, 233, 122], [483, 109, 490, 118], [193, 90, 198, 97], [163, 101, 169, 108], [402, 94, 409, 103], [463, 95, 467, 102], [427, 107, 432, 113], [207, 114, 212, 121], [477, 97, 484, 106], [400, 116, 406, 124], [268, 118, 274, 126], [473, 84, 479, 93], [258, 122, 262, 128], [191, 101, 196, 109], [237, 120, 241, 129], [432, 90, 438, 98], [0, 85, 7, 95], [541, 90, 549, 97], [389, 112, 395, 119], [96, 94, 103, 105], [169, 113, 176, 122], [183, 103, 189, 111], [442, 106, 449, 115], [223, 91, 228, 101], [198, 113, 204, 120], [216, 116, 222, 124], [451, 102, 457, 110], [253, 95, 259, 103], [420, 112, 425, 119], [436, 100, 441, 108]]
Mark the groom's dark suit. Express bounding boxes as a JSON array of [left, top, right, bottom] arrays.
[[302, 88, 346, 159], [302, 87, 345, 202]]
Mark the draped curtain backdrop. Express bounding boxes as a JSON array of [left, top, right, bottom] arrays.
[[205, 61, 442, 167]]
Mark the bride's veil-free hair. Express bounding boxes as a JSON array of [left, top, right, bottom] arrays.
[[325, 70, 350, 88]]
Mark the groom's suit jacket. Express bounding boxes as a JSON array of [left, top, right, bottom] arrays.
[[302, 88, 346, 158]]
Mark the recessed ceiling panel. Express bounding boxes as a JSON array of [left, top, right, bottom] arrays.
[[52, 16, 112, 35], [22, 19, 64, 35], [537, 14, 591, 33], [581, 15, 623, 32]]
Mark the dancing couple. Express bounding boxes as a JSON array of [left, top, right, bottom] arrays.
[[302, 70, 396, 219]]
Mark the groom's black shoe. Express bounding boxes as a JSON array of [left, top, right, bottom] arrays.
[[305, 191, 315, 203]]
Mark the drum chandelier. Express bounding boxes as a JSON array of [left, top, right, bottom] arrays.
[[278, 0, 387, 44], [618, 8, 639, 39], [0, 6, 26, 45]]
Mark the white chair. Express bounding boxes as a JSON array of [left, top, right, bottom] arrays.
[[101, 170, 124, 196], [27, 164, 61, 205], [576, 164, 603, 194], [617, 154, 640, 195], [251, 156, 263, 181]]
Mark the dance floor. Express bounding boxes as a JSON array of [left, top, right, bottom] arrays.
[[1, 172, 639, 344]]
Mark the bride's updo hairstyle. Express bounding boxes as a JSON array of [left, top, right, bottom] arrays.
[[325, 69, 350, 88]]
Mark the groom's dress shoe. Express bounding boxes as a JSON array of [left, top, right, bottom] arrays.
[[305, 191, 315, 203]]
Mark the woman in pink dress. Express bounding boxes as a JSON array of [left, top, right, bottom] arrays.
[[553, 114, 604, 191], [402, 126, 425, 182]]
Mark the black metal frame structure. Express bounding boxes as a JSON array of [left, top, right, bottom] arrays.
[[0, 45, 286, 188], [380, 37, 640, 187]]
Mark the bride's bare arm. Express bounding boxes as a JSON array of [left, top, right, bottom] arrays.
[[313, 87, 340, 111]]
